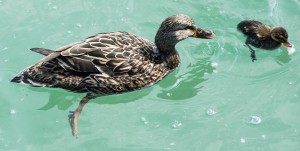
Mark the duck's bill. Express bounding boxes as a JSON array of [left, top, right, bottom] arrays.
[[283, 42, 293, 48], [193, 28, 215, 39]]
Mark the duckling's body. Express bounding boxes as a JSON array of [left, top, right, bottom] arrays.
[[11, 14, 215, 137], [237, 20, 291, 61]]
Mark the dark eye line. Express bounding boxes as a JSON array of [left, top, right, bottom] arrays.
[[185, 26, 195, 30]]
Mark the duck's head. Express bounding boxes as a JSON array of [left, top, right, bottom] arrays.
[[155, 14, 215, 52], [271, 27, 292, 48]]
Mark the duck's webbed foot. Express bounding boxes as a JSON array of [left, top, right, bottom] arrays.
[[68, 111, 79, 137], [68, 94, 94, 138], [246, 43, 257, 62], [250, 51, 257, 62]]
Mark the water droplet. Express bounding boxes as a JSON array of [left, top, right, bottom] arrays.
[[249, 116, 261, 124], [206, 109, 217, 116], [10, 109, 16, 115], [240, 137, 246, 143], [171, 120, 182, 129]]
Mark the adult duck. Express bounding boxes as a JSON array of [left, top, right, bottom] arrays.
[[11, 14, 215, 137], [237, 20, 292, 62]]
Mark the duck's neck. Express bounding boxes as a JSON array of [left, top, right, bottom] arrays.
[[162, 50, 180, 70], [155, 30, 182, 70]]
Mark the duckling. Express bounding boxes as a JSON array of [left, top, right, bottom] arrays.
[[11, 14, 215, 137], [237, 20, 292, 62]]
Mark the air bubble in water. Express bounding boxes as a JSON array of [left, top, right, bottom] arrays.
[[76, 23, 82, 28], [240, 137, 246, 143], [249, 116, 261, 124], [171, 120, 182, 128], [169, 142, 175, 146], [211, 62, 218, 67], [10, 109, 16, 115], [141, 116, 149, 125], [206, 109, 217, 116], [166, 93, 172, 97]]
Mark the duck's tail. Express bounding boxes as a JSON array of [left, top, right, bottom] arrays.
[[11, 48, 57, 86], [30, 48, 53, 56], [10, 70, 44, 87], [237, 20, 261, 36]]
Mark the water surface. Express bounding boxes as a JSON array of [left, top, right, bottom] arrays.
[[1, 0, 300, 151]]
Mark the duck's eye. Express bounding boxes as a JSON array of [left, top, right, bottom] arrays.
[[184, 26, 195, 30]]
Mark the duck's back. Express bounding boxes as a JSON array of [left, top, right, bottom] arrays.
[[11, 32, 171, 95]]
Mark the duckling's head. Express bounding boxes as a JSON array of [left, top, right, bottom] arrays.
[[155, 14, 215, 51], [271, 27, 292, 47]]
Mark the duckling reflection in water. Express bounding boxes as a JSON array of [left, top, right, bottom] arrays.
[[237, 20, 292, 62], [11, 14, 215, 137]]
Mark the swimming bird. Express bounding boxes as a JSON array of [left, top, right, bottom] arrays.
[[237, 20, 292, 62], [11, 14, 215, 137]]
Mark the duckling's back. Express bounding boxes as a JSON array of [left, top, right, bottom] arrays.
[[237, 20, 263, 36]]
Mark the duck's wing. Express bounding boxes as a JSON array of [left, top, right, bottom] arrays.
[[56, 32, 155, 76]]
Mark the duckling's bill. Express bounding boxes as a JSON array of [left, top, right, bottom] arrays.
[[193, 28, 215, 39], [284, 41, 292, 48]]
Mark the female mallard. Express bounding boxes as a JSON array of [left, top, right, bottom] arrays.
[[11, 14, 215, 137], [237, 20, 292, 62]]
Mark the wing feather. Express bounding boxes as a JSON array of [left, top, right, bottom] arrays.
[[55, 32, 155, 76]]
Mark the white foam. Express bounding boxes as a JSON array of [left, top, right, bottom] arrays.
[[287, 44, 296, 55]]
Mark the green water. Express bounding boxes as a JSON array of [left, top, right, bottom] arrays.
[[1, 0, 300, 150]]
